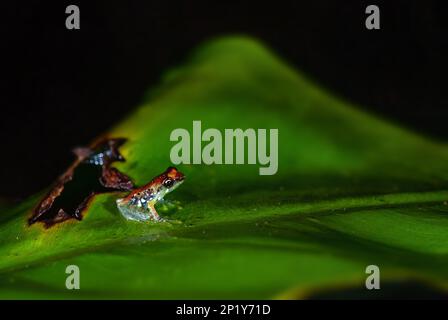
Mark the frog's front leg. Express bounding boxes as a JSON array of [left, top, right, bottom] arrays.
[[116, 199, 164, 222], [148, 203, 164, 222]]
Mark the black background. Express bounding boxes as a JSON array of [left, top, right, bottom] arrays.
[[1, 0, 447, 198]]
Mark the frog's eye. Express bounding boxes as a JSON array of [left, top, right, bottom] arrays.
[[163, 179, 174, 188]]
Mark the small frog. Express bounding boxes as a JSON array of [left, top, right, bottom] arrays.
[[116, 167, 185, 222]]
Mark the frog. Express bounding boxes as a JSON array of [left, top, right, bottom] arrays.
[[116, 166, 185, 222]]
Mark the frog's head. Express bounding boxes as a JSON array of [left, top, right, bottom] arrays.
[[160, 166, 185, 194]]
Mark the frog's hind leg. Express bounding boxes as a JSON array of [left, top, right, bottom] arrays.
[[116, 199, 164, 222], [116, 199, 150, 222]]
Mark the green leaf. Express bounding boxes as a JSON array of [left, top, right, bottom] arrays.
[[1, 36, 448, 299]]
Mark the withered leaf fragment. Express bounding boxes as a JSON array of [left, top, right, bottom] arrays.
[[29, 138, 134, 228]]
